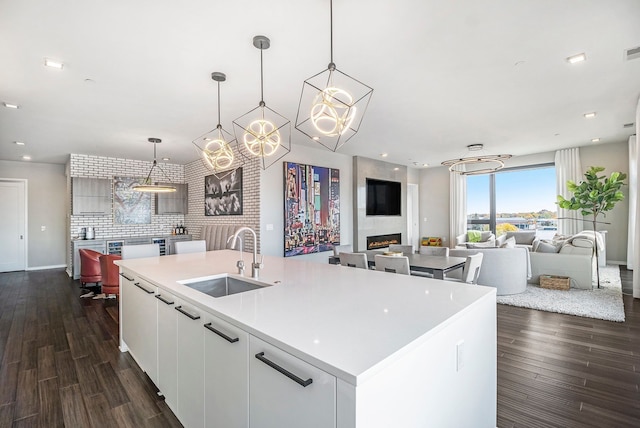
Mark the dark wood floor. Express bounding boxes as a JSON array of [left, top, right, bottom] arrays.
[[0, 269, 181, 427], [0, 267, 638, 427]]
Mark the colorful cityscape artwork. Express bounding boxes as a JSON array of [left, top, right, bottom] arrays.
[[284, 162, 340, 257]]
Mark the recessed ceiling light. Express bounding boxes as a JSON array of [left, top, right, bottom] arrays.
[[162, 157, 170, 161], [15, 141, 25, 146], [584, 112, 596, 118], [312, 136, 320, 141], [3, 102, 19, 109], [591, 138, 600, 143], [566, 53, 586, 64], [44, 58, 64, 69], [422, 163, 429, 167], [393, 167, 399, 171], [380, 153, 388, 157], [22, 155, 31, 161]]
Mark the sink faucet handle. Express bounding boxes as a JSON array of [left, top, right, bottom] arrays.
[[236, 259, 245, 275]]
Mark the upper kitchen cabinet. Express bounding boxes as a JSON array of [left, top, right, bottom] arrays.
[[155, 183, 188, 215], [72, 177, 112, 215]]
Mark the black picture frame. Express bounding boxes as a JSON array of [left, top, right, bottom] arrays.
[[204, 167, 243, 216]]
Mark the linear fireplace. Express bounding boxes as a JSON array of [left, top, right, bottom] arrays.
[[367, 233, 402, 250]]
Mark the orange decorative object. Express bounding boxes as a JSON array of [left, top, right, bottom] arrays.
[[421, 237, 443, 247]]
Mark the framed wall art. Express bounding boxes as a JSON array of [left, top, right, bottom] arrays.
[[113, 176, 151, 224], [205, 167, 243, 216], [284, 161, 340, 257]]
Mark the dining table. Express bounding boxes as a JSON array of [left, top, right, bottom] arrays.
[[361, 250, 466, 280]]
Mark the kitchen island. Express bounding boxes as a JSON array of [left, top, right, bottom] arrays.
[[116, 250, 496, 428]]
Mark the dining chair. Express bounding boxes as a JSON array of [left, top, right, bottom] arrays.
[[445, 253, 484, 284], [419, 246, 449, 256], [374, 254, 410, 275], [174, 239, 207, 254], [388, 244, 414, 255], [332, 244, 353, 256], [121, 243, 160, 259], [339, 252, 368, 269]]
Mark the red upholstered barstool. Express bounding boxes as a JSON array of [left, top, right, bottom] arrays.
[[79, 248, 103, 288], [99, 254, 121, 297]]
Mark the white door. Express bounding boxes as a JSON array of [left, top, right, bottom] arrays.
[[407, 183, 420, 251], [0, 180, 27, 272]]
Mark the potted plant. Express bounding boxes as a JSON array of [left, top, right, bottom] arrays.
[[557, 166, 627, 288]]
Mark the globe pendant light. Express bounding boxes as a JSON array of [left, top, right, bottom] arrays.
[[133, 138, 177, 193], [233, 35, 291, 170], [295, 0, 373, 152], [192, 72, 242, 179]]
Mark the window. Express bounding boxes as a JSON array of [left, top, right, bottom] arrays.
[[466, 164, 557, 238]]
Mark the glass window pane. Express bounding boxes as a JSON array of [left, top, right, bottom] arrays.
[[467, 175, 490, 231], [495, 167, 556, 238]]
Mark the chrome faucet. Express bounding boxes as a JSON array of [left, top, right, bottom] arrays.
[[227, 235, 245, 275], [229, 227, 262, 279]]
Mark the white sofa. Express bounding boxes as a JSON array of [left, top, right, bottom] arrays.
[[455, 231, 495, 249], [529, 233, 596, 290], [449, 247, 529, 295]]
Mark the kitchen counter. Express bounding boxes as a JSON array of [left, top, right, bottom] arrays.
[[116, 249, 495, 386]]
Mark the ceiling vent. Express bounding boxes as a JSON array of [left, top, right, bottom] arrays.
[[625, 45, 640, 61], [623, 122, 635, 128]]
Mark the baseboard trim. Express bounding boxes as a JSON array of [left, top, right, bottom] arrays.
[[26, 264, 67, 271]]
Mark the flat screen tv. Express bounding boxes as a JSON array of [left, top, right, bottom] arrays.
[[366, 178, 401, 216]]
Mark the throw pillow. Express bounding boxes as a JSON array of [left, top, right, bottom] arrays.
[[536, 241, 560, 253], [467, 230, 482, 243], [480, 231, 493, 242], [501, 237, 516, 248], [466, 241, 495, 249], [495, 234, 507, 247]]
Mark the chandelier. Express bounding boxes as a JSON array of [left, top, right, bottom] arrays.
[[295, 0, 373, 152], [133, 138, 177, 193], [441, 144, 512, 175], [192, 72, 242, 178], [233, 35, 291, 170]]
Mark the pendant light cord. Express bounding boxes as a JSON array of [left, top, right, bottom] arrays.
[[330, 0, 334, 64], [260, 40, 265, 104], [217, 81, 221, 126]]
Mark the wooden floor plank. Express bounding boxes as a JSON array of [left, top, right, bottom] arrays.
[[38, 377, 64, 428], [37, 345, 57, 381], [14, 368, 38, 420], [60, 384, 92, 428]]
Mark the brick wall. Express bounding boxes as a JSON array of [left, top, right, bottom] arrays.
[[184, 150, 261, 251], [68, 153, 185, 239]]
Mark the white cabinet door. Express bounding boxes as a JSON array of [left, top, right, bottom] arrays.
[[156, 290, 178, 412], [176, 300, 205, 428], [203, 313, 249, 428], [120, 272, 158, 385], [249, 336, 336, 428]]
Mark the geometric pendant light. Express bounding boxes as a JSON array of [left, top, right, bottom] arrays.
[[295, 0, 373, 152], [233, 35, 291, 170], [192, 72, 242, 179], [133, 138, 177, 192]]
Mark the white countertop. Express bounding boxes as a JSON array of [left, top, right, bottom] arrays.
[[116, 250, 496, 386]]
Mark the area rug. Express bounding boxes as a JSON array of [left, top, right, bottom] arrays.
[[496, 265, 624, 322]]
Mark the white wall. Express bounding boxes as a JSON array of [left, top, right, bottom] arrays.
[[260, 144, 353, 263], [419, 142, 630, 261], [1, 160, 67, 268]]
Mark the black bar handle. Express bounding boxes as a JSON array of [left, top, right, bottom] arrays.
[[175, 306, 200, 320], [255, 352, 313, 387], [119, 273, 134, 282], [155, 295, 174, 305], [204, 323, 239, 343], [133, 282, 154, 294]]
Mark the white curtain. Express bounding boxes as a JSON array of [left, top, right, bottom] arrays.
[[449, 171, 466, 248], [555, 148, 582, 236], [633, 95, 640, 299], [628, 135, 637, 270]]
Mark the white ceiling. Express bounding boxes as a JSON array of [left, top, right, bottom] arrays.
[[1, 0, 639, 167]]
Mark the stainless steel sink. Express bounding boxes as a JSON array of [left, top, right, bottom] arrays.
[[178, 275, 269, 298]]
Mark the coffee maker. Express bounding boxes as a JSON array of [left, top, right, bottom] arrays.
[[83, 227, 96, 240]]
